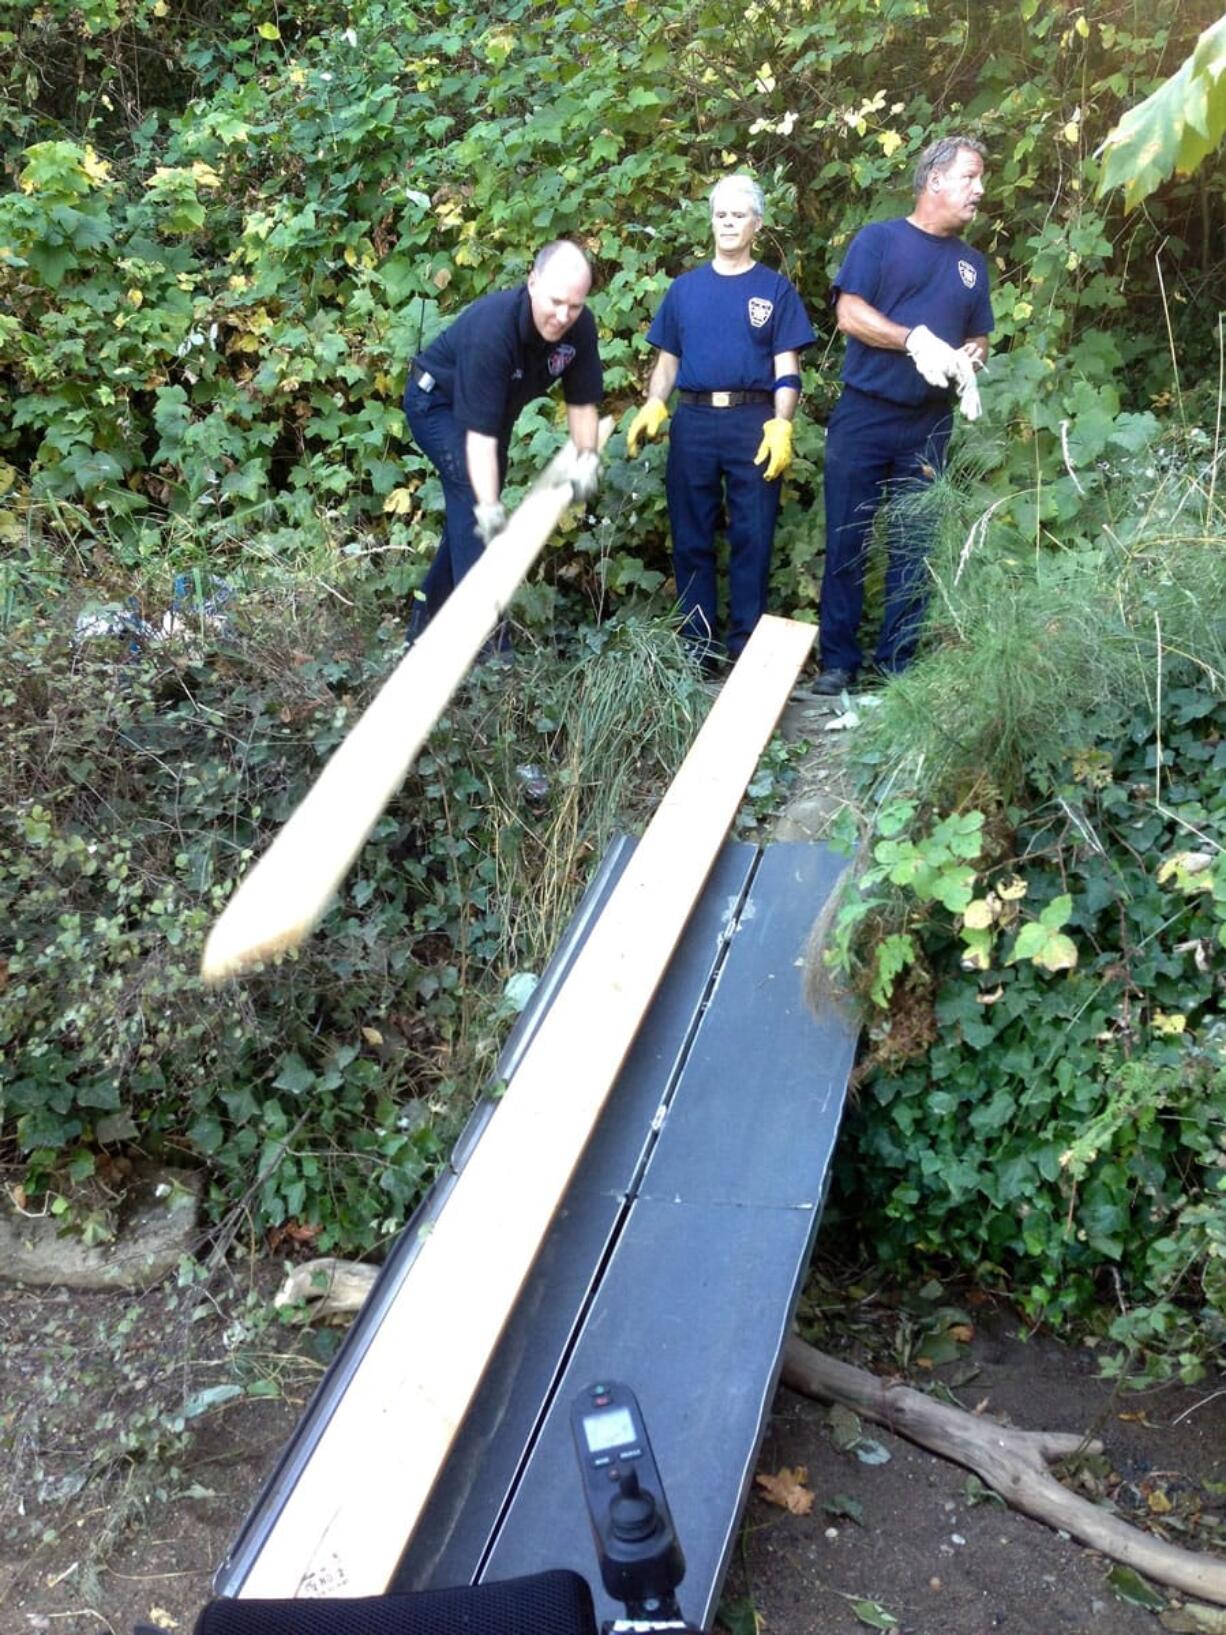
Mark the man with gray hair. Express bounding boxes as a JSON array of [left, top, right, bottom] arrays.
[[626, 175, 815, 672], [402, 240, 602, 645], [810, 136, 993, 694]]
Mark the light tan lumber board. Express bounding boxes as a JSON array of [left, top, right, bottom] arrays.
[[237, 613, 816, 1600], [200, 417, 614, 986]]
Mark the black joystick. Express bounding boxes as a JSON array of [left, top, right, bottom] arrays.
[[610, 1469, 659, 1543]]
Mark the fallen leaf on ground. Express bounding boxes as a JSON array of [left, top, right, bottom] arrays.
[[1108, 1564, 1167, 1611], [853, 1437, 892, 1466], [829, 1403, 862, 1451], [824, 1492, 865, 1525], [755, 1464, 814, 1515], [1161, 1603, 1226, 1633], [851, 1598, 899, 1629]]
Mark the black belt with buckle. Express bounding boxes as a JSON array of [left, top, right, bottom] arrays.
[[408, 359, 436, 392], [678, 389, 773, 408]]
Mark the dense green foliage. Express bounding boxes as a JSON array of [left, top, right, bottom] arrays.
[[2, 0, 1225, 598], [825, 463, 1226, 1377], [1, 592, 710, 1247]]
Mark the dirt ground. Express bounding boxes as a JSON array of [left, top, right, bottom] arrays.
[[3, 690, 1224, 1635], [3, 1269, 1225, 1635]]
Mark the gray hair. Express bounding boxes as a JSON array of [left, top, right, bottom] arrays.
[[710, 174, 764, 221], [913, 136, 987, 195], [532, 239, 592, 276]]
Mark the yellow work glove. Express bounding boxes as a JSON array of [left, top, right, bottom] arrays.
[[626, 397, 669, 457], [754, 417, 794, 482]]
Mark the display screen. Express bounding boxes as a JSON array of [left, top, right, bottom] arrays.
[[583, 1405, 636, 1453]]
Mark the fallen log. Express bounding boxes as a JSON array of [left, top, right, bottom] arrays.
[[782, 1335, 1226, 1607]]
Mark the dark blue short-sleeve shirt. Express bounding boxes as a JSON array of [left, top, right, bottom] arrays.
[[647, 262, 815, 393], [833, 217, 994, 407], [409, 286, 602, 439]]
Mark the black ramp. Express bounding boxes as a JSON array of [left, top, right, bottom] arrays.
[[480, 1200, 811, 1627], [395, 843, 758, 1591], [478, 843, 855, 1629], [643, 842, 854, 1209]]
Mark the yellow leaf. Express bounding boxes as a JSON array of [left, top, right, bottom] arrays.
[[190, 161, 222, 189], [755, 60, 776, 93], [373, 372, 393, 395], [0, 462, 14, 496], [1152, 1012, 1187, 1036], [1013, 299, 1033, 321], [755, 1465, 814, 1515], [1062, 121, 1080, 145], [383, 487, 416, 515], [879, 129, 903, 158], [962, 897, 997, 931], [257, 21, 281, 39], [148, 1610, 179, 1631], [1075, 13, 1090, 37], [153, 0, 168, 13], [1147, 1488, 1173, 1514], [720, 150, 738, 165], [1036, 932, 1078, 973], [289, 67, 306, 85], [996, 875, 1027, 901], [81, 146, 112, 186], [1158, 850, 1213, 883], [126, 287, 143, 307], [361, 1026, 384, 1046]]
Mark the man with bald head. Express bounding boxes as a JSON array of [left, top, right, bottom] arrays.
[[402, 240, 603, 642], [627, 176, 815, 673]]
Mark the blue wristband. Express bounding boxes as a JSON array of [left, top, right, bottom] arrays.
[[773, 374, 802, 393]]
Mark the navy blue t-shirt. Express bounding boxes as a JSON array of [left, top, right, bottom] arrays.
[[647, 262, 815, 393], [833, 217, 994, 407], [410, 285, 602, 439]]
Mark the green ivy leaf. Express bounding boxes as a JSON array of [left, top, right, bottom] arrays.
[[273, 1052, 316, 1094]]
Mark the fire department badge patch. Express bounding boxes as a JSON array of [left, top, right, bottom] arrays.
[[958, 259, 977, 289], [747, 297, 773, 328], [547, 344, 576, 376]]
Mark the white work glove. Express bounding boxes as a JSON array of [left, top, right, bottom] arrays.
[[904, 324, 965, 390], [956, 346, 985, 421], [958, 372, 982, 421], [473, 501, 506, 544], [560, 446, 601, 503]]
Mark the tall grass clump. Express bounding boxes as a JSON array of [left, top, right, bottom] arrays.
[[461, 615, 709, 973], [851, 448, 1226, 810]]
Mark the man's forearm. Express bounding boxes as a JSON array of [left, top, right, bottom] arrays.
[[646, 351, 679, 403], [772, 348, 800, 421], [465, 431, 502, 505], [836, 292, 910, 351], [566, 402, 599, 454]]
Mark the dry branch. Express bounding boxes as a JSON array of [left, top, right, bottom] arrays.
[[782, 1335, 1226, 1606]]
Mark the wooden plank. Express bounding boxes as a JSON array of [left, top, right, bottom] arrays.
[[237, 613, 816, 1600], [200, 418, 613, 985]]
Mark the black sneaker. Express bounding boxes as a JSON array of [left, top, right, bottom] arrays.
[[806, 666, 858, 696]]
